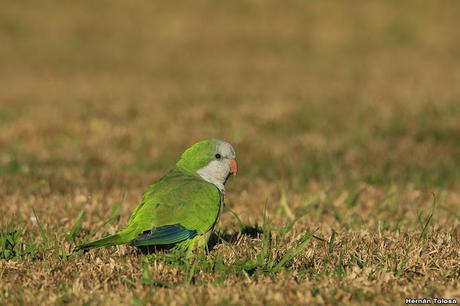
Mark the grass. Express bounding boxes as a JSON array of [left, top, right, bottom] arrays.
[[1, 0, 460, 305]]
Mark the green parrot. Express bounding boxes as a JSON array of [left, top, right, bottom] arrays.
[[74, 139, 237, 253]]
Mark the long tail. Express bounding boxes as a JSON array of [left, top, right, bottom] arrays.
[[73, 228, 136, 252]]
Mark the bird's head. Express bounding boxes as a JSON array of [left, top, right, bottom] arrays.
[[176, 139, 237, 191]]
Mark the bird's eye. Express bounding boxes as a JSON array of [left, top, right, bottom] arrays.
[[215, 153, 222, 159]]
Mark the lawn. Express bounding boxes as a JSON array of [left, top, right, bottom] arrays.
[[1, 1, 459, 305]]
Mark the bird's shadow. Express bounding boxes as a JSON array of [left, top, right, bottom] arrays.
[[137, 225, 264, 255], [207, 225, 264, 251]]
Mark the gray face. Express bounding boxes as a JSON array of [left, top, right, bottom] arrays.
[[196, 140, 236, 191], [216, 141, 236, 160]]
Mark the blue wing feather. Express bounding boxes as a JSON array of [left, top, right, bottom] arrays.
[[131, 224, 197, 246]]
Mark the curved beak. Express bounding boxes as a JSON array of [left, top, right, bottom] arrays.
[[229, 159, 238, 176]]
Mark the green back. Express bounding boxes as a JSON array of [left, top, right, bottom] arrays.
[[127, 168, 221, 237]]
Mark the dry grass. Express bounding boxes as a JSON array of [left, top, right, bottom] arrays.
[[1, 1, 459, 305]]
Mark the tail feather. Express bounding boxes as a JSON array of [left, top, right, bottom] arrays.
[[74, 228, 136, 252]]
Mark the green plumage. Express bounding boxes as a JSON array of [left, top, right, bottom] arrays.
[[74, 139, 233, 253]]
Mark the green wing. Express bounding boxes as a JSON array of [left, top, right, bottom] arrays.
[[74, 169, 221, 251], [126, 169, 221, 245]]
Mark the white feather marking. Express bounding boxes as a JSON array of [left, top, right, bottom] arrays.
[[196, 159, 229, 192], [196, 141, 235, 192]]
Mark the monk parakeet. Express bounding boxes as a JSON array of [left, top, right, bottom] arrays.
[[74, 139, 237, 252]]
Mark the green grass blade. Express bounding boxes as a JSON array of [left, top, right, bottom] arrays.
[[328, 230, 337, 254], [224, 205, 244, 231], [273, 232, 312, 273], [185, 257, 198, 285], [68, 210, 85, 243], [32, 208, 50, 250], [141, 260, 153, 285], [279, 213, 307, 236], [105, 201, 122, 226], [418, 194, 438, 241]]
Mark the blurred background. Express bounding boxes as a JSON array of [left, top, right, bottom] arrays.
[[1, 2, 460, 304], [1, 1, 460, 219]]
